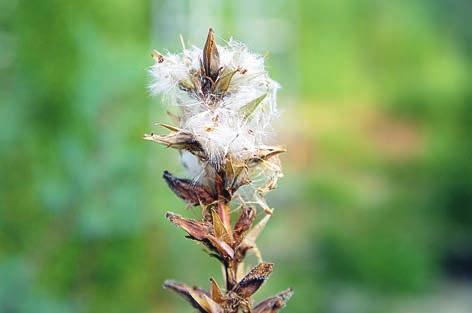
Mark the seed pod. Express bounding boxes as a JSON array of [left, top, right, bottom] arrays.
[[233, 262, 273, 298], [203, 28, 220, 81]]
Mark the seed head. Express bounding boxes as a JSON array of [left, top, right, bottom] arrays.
[[148, 28, 284, 208]]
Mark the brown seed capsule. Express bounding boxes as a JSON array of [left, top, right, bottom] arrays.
[[203, 28, 221, 81], [233, 262, 273, 298]]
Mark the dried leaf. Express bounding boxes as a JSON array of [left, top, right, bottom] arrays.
[[163, 171, 215, 206], [240, 94, 266, 121], [203, 28, 220, 80], [166, 212, 211, 241], [209, 278, 224, 304], [233, 262, 273, 298], [253, 289, 294, 313], [233, 207, 256, 244], [163, 280, 209, 313]]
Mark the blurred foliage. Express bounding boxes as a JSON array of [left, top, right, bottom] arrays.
[[1, 0, 471, 312]]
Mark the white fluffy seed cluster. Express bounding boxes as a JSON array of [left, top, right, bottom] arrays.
[[149, 39, 280, 167]]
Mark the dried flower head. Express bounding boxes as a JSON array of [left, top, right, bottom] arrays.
[[146, 28, 291, 313]]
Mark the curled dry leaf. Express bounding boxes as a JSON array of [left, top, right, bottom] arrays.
[[163, 170, 215, 206], [253, 288, 294, 313], [232, 262, 273, 298]]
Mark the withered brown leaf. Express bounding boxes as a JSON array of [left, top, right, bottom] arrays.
[[232, 262, 273, 298], [203, 28, 220, 81], [253, 288, 294, 313], [163, 171, 215, 206]]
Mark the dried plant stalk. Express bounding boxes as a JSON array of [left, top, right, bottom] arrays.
[[146, 28, 292, 313]]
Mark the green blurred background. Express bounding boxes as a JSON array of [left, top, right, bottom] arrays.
[[1, 0, 471, 312]]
